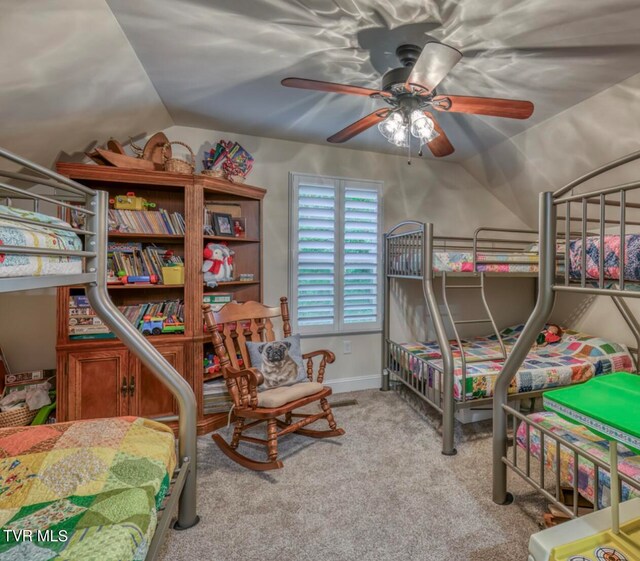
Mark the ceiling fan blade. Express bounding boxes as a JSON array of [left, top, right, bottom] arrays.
[[327, 109, 391, 143], [282, 77, 389, 97], [424, 111, 455, 157], [406, 42, 462, 94], [432, 95, 534, 119]]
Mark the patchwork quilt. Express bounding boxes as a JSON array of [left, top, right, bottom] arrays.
[[0, 204, 82, 278], [433, 251, 539, 273], [517, 411, 640, 508], [388, 250, 539, 275], [0, 417, 176, 561], [569, 234, 640, 281], [391, 326, 633, 401]]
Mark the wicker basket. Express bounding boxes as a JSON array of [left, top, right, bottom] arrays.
[[201, 169, 224, 178], [162, 141, 195, 174], [0, 404, 37, 428], [226, 174, 246, 184]]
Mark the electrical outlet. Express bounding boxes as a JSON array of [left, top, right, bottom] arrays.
[[343, 340, 352, 354]]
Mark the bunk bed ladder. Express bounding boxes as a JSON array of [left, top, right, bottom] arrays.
[[441, 272, 507, 392]]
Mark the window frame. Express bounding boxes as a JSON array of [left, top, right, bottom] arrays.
[[288, 172, 383, 336]]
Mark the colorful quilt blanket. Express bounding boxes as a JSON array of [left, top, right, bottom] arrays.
[[517, 411, 640, 508], [433, 251, 538, 273], [0, 417, 176, 561], [0, 204, 82, 278], [392, 327, 633, 401], [569, 234, 640, 281]]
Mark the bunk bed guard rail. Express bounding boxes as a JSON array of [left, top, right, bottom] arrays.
[[0, 147, 199, 530], [492, 148, 640, 510]]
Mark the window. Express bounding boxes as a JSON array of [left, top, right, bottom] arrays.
[[289, 173, 383, 335]]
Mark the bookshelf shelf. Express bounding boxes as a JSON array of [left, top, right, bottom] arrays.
[[203, 235, 260, 243], [107, 283, 185, 290], [56, 163, 264, 437], [109, 233, 185, 242]]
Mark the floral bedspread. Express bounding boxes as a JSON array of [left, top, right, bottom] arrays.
[[0, 204, 82, 278], [0, 417, 176, 561], [569, 234, 640, 281], [517, 411, 640, 508]]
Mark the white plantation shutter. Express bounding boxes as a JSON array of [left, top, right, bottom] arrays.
[[290, 173, 382, 334]]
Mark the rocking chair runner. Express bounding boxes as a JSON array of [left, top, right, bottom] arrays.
[[203, 297, 345, 471]]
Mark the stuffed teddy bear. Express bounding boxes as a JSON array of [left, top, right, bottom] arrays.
[[220, 244, 234, 280], [203, 243, 228, 288]]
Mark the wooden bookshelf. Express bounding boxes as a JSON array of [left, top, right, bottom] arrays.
[[55, 163, 265, 435]]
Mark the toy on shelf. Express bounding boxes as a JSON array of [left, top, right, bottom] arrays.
[[118, 274, 159, 285], [139, 315, 185, 336], [233, 217, 246, 238], [109, 192, 156, 211], [202, 242, 235, 288], [203, 353, 221, 376]]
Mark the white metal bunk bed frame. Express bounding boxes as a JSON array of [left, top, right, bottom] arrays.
[[381, 220, 538, 455], [492, 150, 640, 518], [0, 147, 199, 557]]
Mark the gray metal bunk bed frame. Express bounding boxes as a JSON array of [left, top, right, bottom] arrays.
[[381, 220, 538, 455], [0, 147, 199, 557], [492, 150, 640, 517]]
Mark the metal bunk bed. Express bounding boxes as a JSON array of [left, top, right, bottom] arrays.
[[0, 147, 199, 558], [381, 221, 538, 455], [492, 150, 640, 518]]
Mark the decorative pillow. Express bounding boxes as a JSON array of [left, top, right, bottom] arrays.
[[246, 334, 307, 391]]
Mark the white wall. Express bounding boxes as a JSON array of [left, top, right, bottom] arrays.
[[462, 71, 640, 348], [0, 0, 174, 371], [163, 125, 534, 390]]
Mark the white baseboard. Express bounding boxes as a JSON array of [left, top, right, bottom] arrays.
[[324, 374, 380, 394]]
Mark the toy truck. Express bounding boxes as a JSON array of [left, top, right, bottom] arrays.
[[161, 315, 185, 334], [140, 315, 165, 336], [110, 192, 156, 211]]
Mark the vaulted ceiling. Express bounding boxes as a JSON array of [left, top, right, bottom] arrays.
[[106, 0, 640, 160], [2, 1, 640, 167]]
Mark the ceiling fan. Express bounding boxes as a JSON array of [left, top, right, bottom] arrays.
[[282, 42, 534, 158]]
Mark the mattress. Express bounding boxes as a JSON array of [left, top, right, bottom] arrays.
[[0, 416, 176, 561], [567, 234, 640, 281], [392, 327, 633, 401], [0, 204, 82, 278], [516, 411, 640, 508]]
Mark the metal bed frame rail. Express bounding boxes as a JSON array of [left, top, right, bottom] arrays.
[[0, 148, 199, 539], [381, 220, 537, 455], [493, 148, 640, 515]]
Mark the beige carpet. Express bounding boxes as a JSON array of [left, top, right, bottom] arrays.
[[160, 388, 547, 561]]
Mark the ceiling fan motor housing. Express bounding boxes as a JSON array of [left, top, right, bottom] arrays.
[[381, 44, 424, 93]]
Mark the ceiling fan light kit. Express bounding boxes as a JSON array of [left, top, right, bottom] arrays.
[[282, 41, 535, 159]]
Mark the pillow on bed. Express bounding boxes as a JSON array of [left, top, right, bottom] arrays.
[[246, 334, 307, 391]]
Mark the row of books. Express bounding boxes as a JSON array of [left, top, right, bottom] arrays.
[[69, 295, 184, 339], [108, 242, 184, 284], [203, 378, 232, 414], [108, 209, 185, 235]]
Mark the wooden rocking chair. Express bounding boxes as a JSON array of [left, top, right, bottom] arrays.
[[203, 297, 345, 471]]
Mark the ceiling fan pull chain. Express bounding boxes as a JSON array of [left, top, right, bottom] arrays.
[[407, 127, 411, 165]]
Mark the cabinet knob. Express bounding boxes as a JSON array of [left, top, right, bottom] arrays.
[[121, 377, 128, 397], [129, 375, 135, 397]]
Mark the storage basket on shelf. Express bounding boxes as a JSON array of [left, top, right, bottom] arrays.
[[162, 141, 195, 174], [0, 404, 37, 428]]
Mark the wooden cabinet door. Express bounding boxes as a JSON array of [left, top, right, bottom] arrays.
[[131, 344, 184, 419], [67, 349, 129, 420]]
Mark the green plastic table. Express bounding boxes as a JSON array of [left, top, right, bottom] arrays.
[[543, 372, 640, 535]]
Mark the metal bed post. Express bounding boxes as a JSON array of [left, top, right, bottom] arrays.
[[381, 232, 390, 391], [423, 223, 457, 455], [85, 189, 199, 530], [492, 191, 556, 504]]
